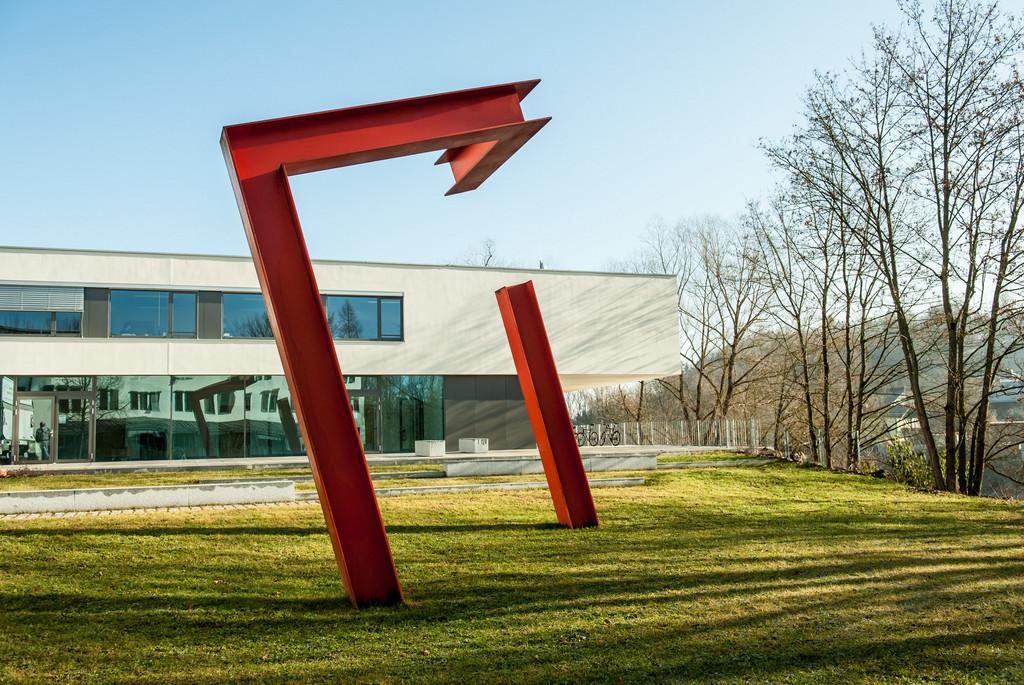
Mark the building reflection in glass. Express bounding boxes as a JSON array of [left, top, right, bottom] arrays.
[[10, 374, 442, 461]]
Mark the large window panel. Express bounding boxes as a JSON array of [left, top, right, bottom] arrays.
[[110, 290, 169, 337], [56, 396, 91, 461], [380, 298, 402, 340], [326, 295, 403, 341], [0, 286, 84, 338], [109, 291, 195, 338], [246, 375, 303, 457], [17, 376, 93, 392], [327, 296, 377, 340], [1, 377, 14, 459], [0, 311, 82, 337], [380, 376, 443, 453], [169, 376, 247, 458], [95, 376, 170, 461], [55, 312, 82, 336], [222, 293, 272, 338], [0, 311, 52, 335], [171, 292, 197, 337]]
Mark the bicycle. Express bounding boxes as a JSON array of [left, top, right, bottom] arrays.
[[574, 424, 622, 447]]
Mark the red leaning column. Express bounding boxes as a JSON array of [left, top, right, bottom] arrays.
[[221, 81, 550, 607], [496, 281, 599, 528]]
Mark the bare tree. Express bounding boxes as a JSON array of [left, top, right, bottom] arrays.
[[759, 0, 1024, 491], [462, 237, 504, 267]]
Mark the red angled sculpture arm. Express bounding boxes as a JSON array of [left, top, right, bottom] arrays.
[[496, 281, 598, 528], [221, 81, 549, 607]]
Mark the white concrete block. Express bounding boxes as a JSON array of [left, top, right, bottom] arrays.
[[459, 438, 489, 453], [445, 459, 545, 477], [583, 456, 658, 472], [74, 486, 185, 511], [188, 481, 293, 506], [0, 488, 77, 514], [414, 440, 446, 457], [0, 480, 295, 514]]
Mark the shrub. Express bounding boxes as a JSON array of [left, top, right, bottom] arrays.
[[887, 438, 935, 490]]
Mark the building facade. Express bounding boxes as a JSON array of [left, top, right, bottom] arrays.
[[0, 246, 678, 463]]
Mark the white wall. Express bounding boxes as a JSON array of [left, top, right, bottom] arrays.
[[0, 247, 678, 390]]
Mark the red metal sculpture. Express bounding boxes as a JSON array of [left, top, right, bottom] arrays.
[[496, 282, 599, 528], [221, 81, 550, 607]]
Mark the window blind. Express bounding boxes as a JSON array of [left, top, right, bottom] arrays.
[[0, 285, 85, 312]]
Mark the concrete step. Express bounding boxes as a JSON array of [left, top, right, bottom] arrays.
[[0, 480, 295, 515]]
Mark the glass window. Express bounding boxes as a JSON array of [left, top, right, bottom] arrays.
[[222, 293, 272, 338], [97, 388, 119, 411], [17, 376, 93, 392], [173, 391, 191, 412], [0, 311, 52, 335], [95, 376, 170, 461], [327, 296, 378, 340], [110, 291, 169, 337], [1, 376, 14, 451], [128, 391, 161, 412], [246, 376, 303, 457], [55, 312, 81, 336], [344, 375, 377, 391], [169, 376, 247, 458], [171, 293, 197, 338], [109, 291, 194, 338], [216, 392, 235, 415], [380, 298, 402, 340], [259, 389, 280, 412], [380, 376, 444, 453]]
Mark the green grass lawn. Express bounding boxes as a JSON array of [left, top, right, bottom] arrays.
[[1, 464, 1023, 684], [657, 450, 755, 463]]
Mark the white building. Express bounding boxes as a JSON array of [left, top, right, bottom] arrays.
[[0, 246, 678, 463]]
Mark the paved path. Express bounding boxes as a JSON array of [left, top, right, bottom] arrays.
[[9, 445, 748, 475], [0, 477, 646, 519]]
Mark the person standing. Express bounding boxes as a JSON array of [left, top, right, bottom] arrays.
[[35, 421, 51, 460]]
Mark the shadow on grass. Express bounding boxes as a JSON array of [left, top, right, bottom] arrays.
[[5, 547, 1024, 684], [0, 520, 562, 538], [2, 467, 1024, 683]]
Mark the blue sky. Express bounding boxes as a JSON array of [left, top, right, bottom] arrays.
[[2, 0, 998, 270]]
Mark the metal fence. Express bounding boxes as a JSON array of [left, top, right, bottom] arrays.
[[572, 418, 763, 448]]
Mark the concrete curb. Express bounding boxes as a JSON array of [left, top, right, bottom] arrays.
[[0, 480, 295, 514], [657, 458, 777, 470]]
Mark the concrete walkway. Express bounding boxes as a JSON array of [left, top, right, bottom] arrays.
[[9, 445, 738, 475], [0, 477, 646, 518]]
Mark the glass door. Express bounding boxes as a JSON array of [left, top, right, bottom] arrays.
[[350, 393, 381, 453], [14, 394, 94, 463], [56, 395, 92, 461], [15, 396, 54, 463]]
